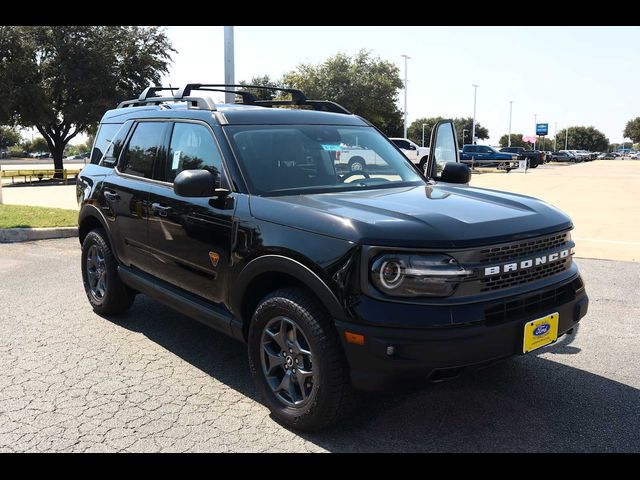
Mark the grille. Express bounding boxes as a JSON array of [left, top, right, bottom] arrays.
[[480, 232, 570, 263], [484, 276, 583, 326], [480, 258, 570, 292]]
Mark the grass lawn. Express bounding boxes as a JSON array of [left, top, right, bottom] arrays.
[[0, 204, 77, 228]]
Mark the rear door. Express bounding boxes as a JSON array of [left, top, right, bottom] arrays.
[[101, 121, 168, 270], [146, 120, 236, 304]]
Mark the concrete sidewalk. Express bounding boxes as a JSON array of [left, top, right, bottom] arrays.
[[1, 184, 78, 210]]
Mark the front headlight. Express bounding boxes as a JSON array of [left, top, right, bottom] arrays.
[[370, 253, 473, 298]]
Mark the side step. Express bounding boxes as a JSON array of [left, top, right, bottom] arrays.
[[118, 266, 240, 340]]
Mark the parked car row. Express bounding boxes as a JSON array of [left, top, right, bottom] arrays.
[[64, 152, 90, 160], [599, 151, 640, 159], [499, 147, 547, 168], [551, 150, 598, 162]]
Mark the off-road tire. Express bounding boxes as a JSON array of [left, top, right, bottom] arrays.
[[81, 228, 135, 315], [248, 288, 354, 431]]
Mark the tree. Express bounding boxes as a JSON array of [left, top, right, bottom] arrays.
[[407, 117, 444, 146], [453, 117, 489, 148], [554, 126, 609, 151], [408, 116, 488, 148], [239, 75, 284, 101], [23, 136, 49, 153], [282, 50, 404, 136], [536, 137, 555, 151], [498, 133, 530, 148], [623, 117, 640, 143], [0, 26, 175, 173], [0, 125, 21, 149]]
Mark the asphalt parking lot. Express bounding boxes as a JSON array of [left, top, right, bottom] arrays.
[[1, 238, 639, 452]]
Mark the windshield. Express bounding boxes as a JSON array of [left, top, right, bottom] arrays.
[[225, 125, 424, 195]]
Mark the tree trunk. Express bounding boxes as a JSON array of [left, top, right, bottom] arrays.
[[52, 144, 65, 179]]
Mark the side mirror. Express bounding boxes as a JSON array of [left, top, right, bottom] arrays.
[[440, 162, 471, 184], [173, 169, 229, 198], [409, 145, 417, 150]]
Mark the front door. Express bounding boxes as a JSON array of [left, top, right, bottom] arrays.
[[427, 120, 460, 178], [146, 121, 236, 304]]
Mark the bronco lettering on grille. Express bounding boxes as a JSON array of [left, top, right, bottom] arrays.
[[483, 247, 574, 277]]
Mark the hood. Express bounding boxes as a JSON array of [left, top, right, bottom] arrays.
[[249, 184, 572, 249]]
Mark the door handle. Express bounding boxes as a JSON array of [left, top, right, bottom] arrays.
[[103, 191, 120, 201], [151, 202, 172, 217]]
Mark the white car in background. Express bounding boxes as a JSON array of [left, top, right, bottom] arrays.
[[334, 144, 386, 172], [388, 137, 430, 171]]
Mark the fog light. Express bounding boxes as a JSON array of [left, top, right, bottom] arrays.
[[386, 345, 396, 356]]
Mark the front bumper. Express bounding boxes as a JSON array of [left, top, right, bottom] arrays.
[[337, 275, 588, 391]]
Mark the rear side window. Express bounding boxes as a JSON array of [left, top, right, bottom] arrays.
[[99, 122, 133, 168], [120, 122, 165, 179], [91, 123, 122, 164], [165, 122, 223, 183]]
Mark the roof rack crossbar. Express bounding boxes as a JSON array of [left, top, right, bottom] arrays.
[[138, 86, 179, 101], [186, 87, 258, 104], [176, 84, 307, 105]]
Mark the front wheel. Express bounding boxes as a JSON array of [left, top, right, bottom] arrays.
[[81, 228, 135, 315], [248, 288, 354, 431]]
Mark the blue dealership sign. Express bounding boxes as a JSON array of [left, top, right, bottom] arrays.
[[536, 123, 549, 135]]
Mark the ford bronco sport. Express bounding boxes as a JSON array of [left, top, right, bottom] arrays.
[[77, 84, 588, 431]]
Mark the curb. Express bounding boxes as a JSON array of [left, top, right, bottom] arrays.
[[0, 227, 78, 243]]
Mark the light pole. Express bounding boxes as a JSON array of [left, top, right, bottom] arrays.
[[565, 127, 569, 150], [534, 113, 537, 150], [471, 84, 479, 144], [401, 54, 411, 139], [462, 129, 469, 146], [223, 26, 235, 104], [422, 123, 428, 147], [508, 100, 514, 147], [554, 122, 557, 151]]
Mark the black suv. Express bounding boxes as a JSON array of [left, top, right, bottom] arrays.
[[77, 84, 589, 431]]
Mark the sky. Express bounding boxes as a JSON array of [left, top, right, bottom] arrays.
[[158, 26, 640, 146]]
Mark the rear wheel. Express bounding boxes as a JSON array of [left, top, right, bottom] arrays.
[[81, 229, 135, 315], [248, 288, 354, 431]]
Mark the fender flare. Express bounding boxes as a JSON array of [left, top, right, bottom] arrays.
[[78, 205, 122, 264], [230, 254, 347, 322]]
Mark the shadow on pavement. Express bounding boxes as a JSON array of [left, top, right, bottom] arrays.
[[114, 295, 639, 452]]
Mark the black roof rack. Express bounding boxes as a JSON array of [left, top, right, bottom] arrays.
[[137, 86, 178, 101], [176, 83, 307, 104], [176, 83, 352, 115], [117, 84, 351, 115]]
